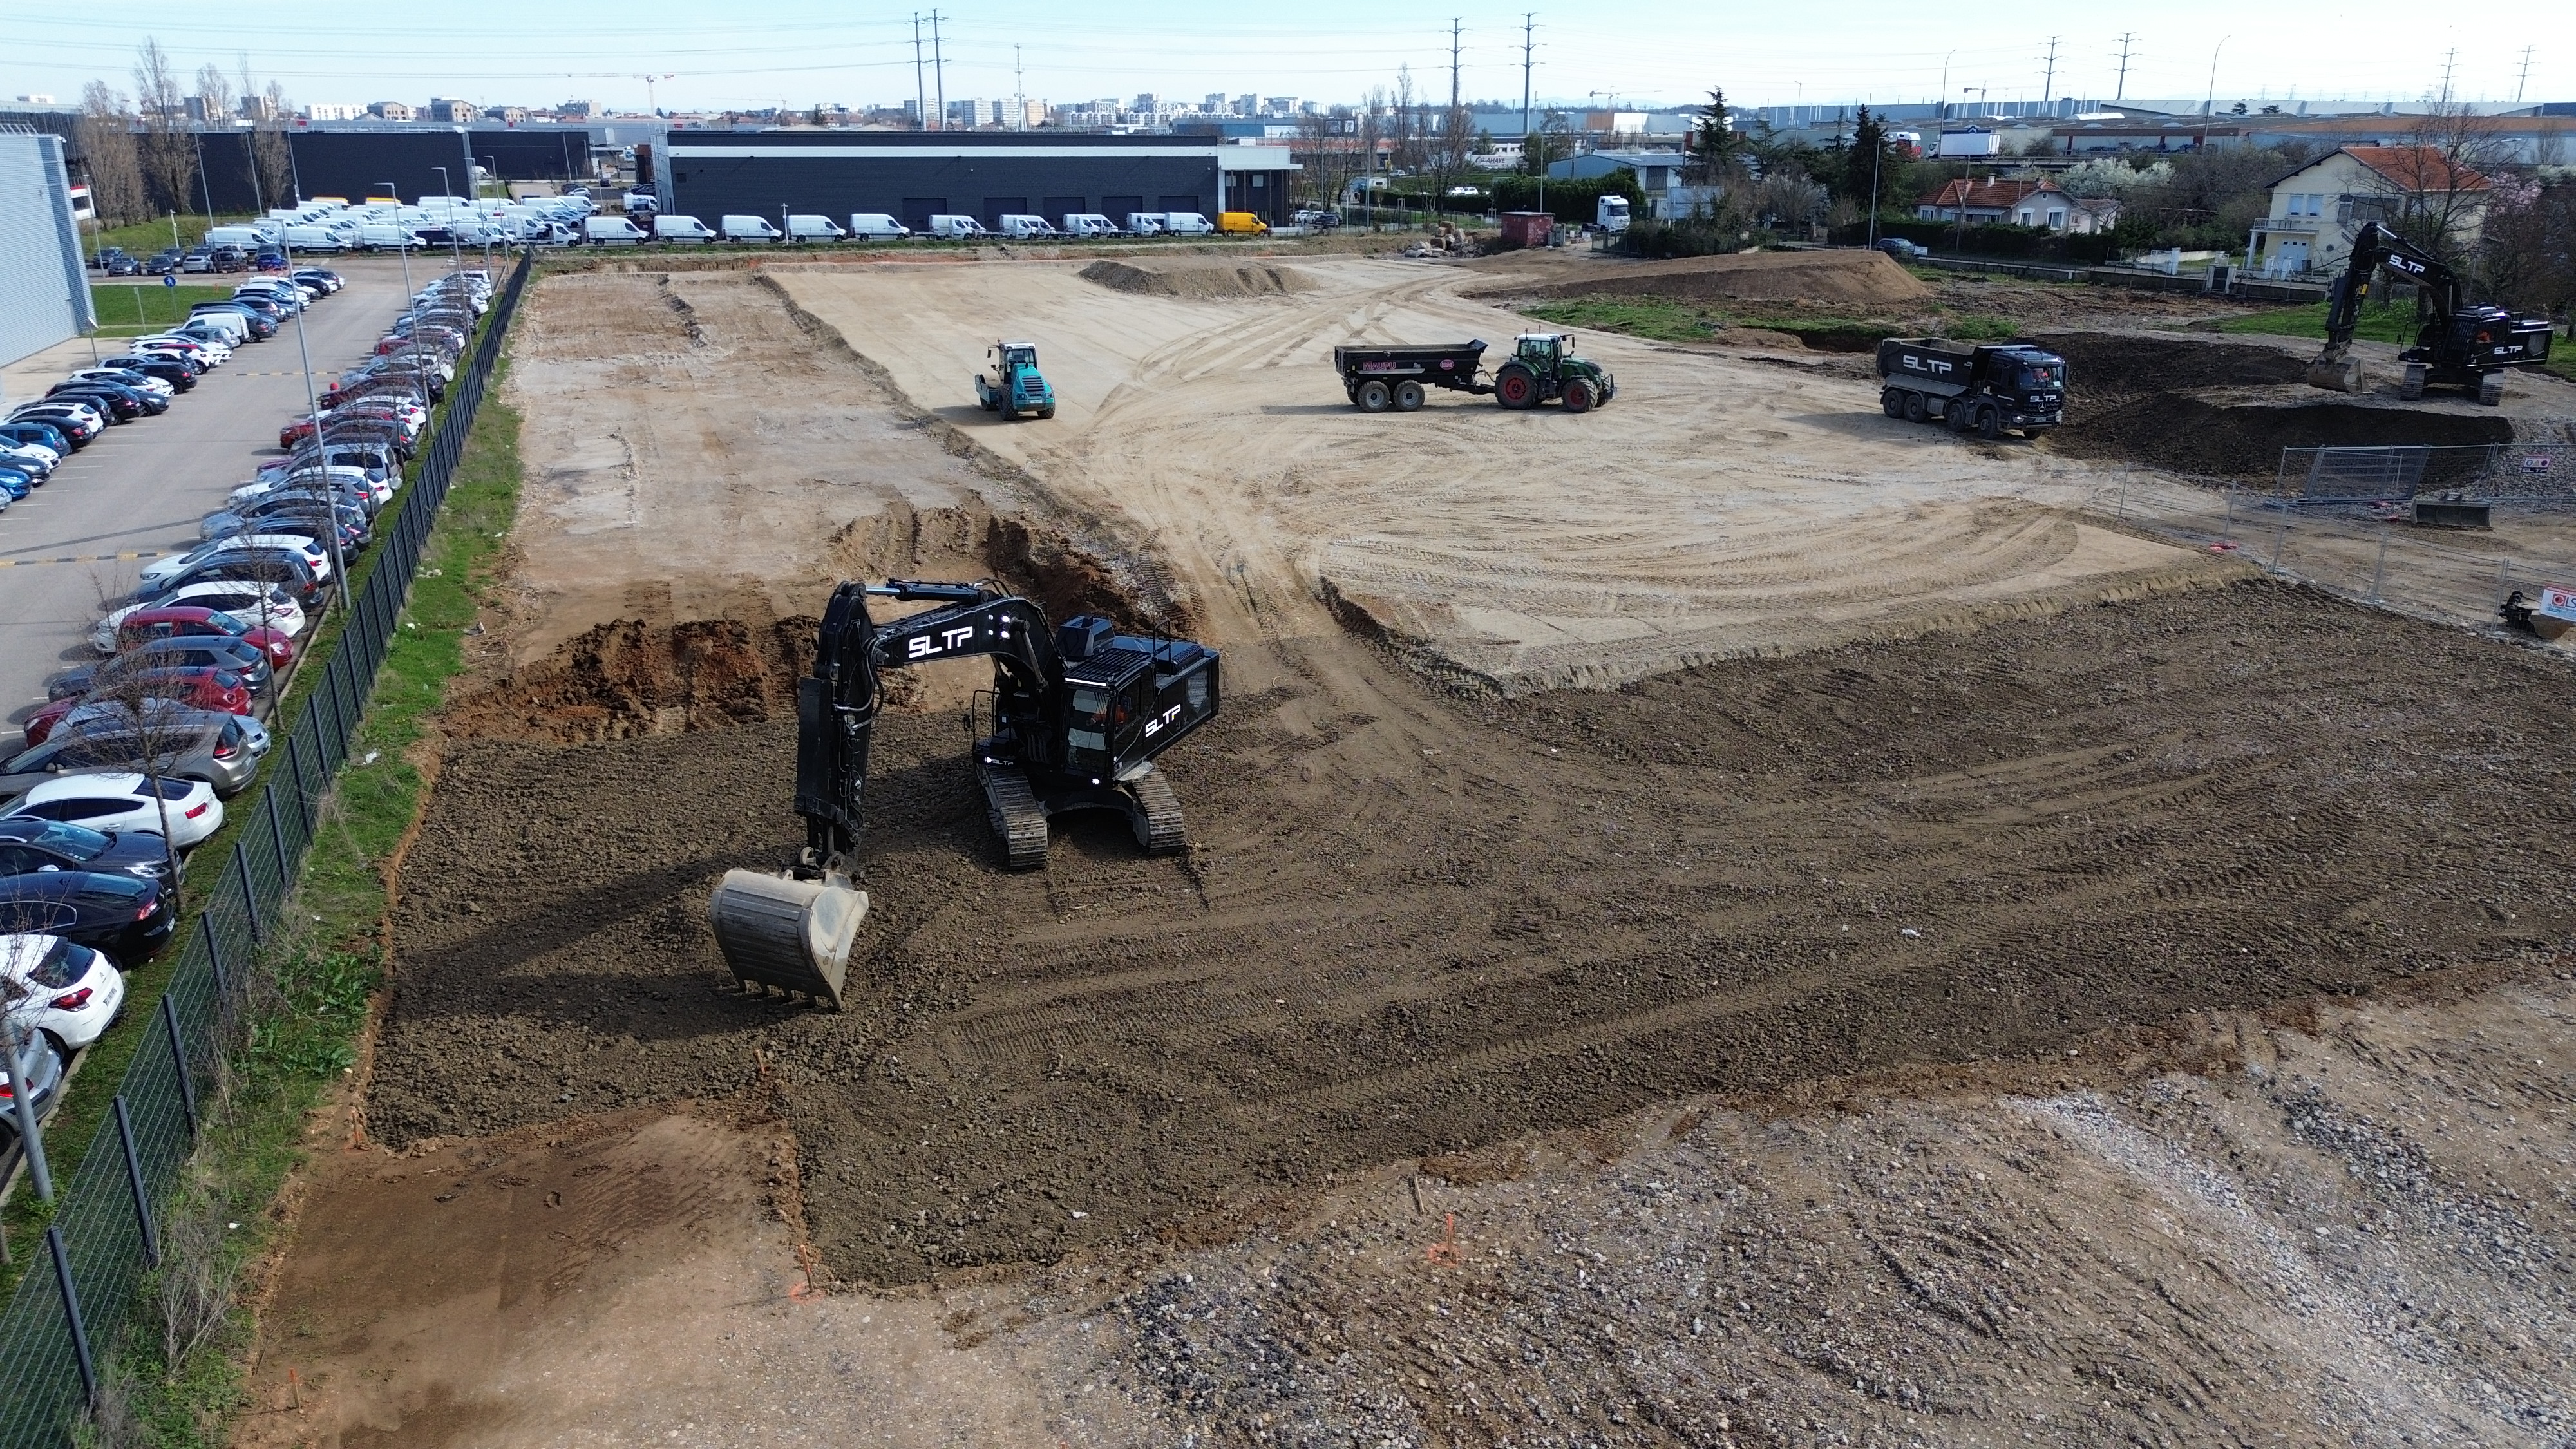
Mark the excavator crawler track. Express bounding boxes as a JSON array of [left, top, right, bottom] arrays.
[[983, 768, 1051, 870], [1126, 766, 1186, 855]]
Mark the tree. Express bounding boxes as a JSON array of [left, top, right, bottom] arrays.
[[1839, 106, 1897, 209], [1689, 88, 1744, 177], [252, 80, 294, 206], [194, 63, 235, 126], [2364, 102, 2518, 269], [133, 39, 198, 215], [78, 82, 147, 225], [2478, 175, 2576, 322]]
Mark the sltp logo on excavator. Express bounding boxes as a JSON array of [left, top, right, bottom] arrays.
[[907, 625, 979, 659], [1142, 703, 1184, 737]]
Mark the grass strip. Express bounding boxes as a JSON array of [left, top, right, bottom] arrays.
[[2213, 299, 2418, 345], [85, 285, 239, 337], [1520, 293, 2014, 349], [54, 374, 519, 1446]]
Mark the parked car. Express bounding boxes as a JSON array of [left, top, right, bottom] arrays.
[[207, 245, 250, 272], [252, 248, 289, 272], [0, 934, 129, 1054], [178, 246, 215, 273], [93, 249, 139, 276], [3, 773, 223, 848], [0, 817, 178, 886], [1293, 209, 1343, 230], [111, 607, 296, 669], [97, 355, 196, 392], [140, 533, 332, 592], [0, 876, 173, 963], [6, 404, 104, 443], [290, 267, 344, 294], [1875, 237, 1931, 260], [0, 713, 267, 801], [0, 441, 55, 477], [97, 586, 303, 652], [143, 248, 183, 276], [65, 367, 173, 401], [45, 383, 146, 422], [48, 636, 274, 699], [0, 1032, 66, 1150], [27, 668, 254, 745]]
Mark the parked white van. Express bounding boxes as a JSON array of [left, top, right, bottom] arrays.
[[995, 214, 1057, 239], [720, 215, 782, 243], [925, 214, 989, 239], [652, 214, 716, 243], [1061, 214, 1121, 238], [848, 213, 911, 240], [1124, 213, 1168, 236], [204, 225, 266, 251], [1161, 211, 1217, 236], [784, 214, 846, 242], [355, 224, 417, 251], [282, 224, 346, 252], [582, 216, 649, 245]]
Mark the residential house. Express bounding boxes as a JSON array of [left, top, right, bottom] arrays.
[[1917, 177, 2119, 232], [1546, 148, 1690, 210], [2247, 145, 2492, 277]]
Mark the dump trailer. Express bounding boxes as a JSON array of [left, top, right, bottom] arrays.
[[705, 581, 1221, 1008], [1332, 340, 1492, 412], [1333, 332, 1616, 413], [1877, 337, 2067, 439]]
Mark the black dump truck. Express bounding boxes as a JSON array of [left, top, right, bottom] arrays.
[[1875, 337, 2067, 439], [1332, 333, 1616, 413]]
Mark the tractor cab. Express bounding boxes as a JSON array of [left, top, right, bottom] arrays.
[[1513, 333, 1570, 374]]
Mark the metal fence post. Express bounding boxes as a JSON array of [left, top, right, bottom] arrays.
[[162, 993, 198, 1135], [201, 909, 228, 1003], [235, 840, 265, 945], [46, 1226, 97, 1405], [2368, 533, 2389, 603], [114, 1095, 162, 1269], [288, 724, 314, 828], [269, 798, 292, 887]]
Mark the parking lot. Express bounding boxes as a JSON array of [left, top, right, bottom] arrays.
[[0, 260, 415, 741]]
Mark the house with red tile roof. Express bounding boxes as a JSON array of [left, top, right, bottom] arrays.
[[2248, 145, 2494, 278]]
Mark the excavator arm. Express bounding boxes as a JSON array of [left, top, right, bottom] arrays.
[[2309, 221, 2462, 392]]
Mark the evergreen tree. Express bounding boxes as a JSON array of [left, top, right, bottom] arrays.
[[1692, 88, 1744, 173], [1841, 106, 1893, 207]]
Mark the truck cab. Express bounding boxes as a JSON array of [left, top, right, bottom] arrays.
[[1595, 195, 1631, 234], [976, 341, 1056, 420]]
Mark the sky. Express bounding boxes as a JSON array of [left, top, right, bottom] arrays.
[[7, 3, 2565, 118]]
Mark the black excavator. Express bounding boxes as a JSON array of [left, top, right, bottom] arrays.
[[706, 579, 1221, 1007], [2306, 220, 2553, 405]]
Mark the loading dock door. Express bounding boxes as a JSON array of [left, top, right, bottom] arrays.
[[1158, 194, 1203, 217], [1101, 194, 1143, 223], [900, 198, 947, 231], [1043, 195, 1085, 225], [983, 196, 1029, 229]]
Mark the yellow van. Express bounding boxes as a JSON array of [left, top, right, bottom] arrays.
[[1217, 211, 1270, 236]]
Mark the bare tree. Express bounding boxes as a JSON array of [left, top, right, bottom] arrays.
[[2478, 175, 2576, 321], [253, 82, 294, 207], [194, 64, 235, 127], [132, 39, 198, 215], [2363, 102, 2517, 267], [78, 82, 147, 225]]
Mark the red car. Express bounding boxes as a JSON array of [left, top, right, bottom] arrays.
[[24, 667, 254, 744], [114, 606, 297, 669]]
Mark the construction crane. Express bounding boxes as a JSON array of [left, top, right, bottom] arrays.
[[705, 580, 1221, 1007], [636, 73, 675, 113], [2306, 220, 2553, 405]]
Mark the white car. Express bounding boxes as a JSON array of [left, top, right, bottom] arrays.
[[5, 773, 224, 849], [95, 584, 305, 654], [133, 337, 227, 368], [139, 533, 332, 591], [1, 935, 125, 1055], [66, 367, 174, 400], [0, 442, 57, 476]]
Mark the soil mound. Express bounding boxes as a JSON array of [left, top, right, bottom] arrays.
[[1079, 259, 1318, 299], [2033, 330, 2517, 479], [444, 616, 811, 743], [1494, 249, 1932, 308]]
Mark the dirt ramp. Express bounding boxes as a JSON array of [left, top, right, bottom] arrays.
[[1490, 248, 1932, 307], [1079, 258, 1318, 299], [2034, 330, 2518, 478]]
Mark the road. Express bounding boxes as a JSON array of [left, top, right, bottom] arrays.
[[0, 258, 424, 741]]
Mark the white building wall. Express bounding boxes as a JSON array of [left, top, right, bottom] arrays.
[[0, 132, 94, 370]]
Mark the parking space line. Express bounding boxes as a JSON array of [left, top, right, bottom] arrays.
[[0, 551, 170, 568]]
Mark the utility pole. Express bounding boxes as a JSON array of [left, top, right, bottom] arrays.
[[931, 11, 947, 133], [2041, 36, 2060, 114], [2515, 46, 2535, 104], [1014, 44, 1025, 131], [2112, 33, 2136, 103], [2438, 48, 2458, 106], [1520, 12, 1535, 139], [911, 14, 926, 130]]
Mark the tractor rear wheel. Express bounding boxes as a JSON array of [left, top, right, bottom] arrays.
[[1882, 388, 1904, 418], [1394, 380, 1425, 412], [1562, 379, 1596, 413], [1357, 379, 1392, 413], [1495, 366, 1537, 410], [1902, 392, 1926, 424]]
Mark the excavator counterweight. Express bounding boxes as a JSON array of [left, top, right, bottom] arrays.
[[706, 580, 1220, 1007]]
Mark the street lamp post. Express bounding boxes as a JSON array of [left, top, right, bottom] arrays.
[[2203, 36, 2231, 116], [277, 229, 351, 622], [379, 180, 429, 406], [433, 166, 464, 279]]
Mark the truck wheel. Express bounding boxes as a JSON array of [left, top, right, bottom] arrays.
[[2477, 372, 2506, 407], [1902, 392, 1926, 424], [1495, 367, 1536, 410], [1394, 380, 1425, 412], [1881, 388, 1904, 418], [1978, 405, 2003, 440], [1356, 379, 1392, 413]]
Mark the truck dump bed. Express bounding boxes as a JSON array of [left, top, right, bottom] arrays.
[[1876, 337, 1980, 388]]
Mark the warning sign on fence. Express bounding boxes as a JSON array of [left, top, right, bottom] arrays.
[[2540, 585, 2576, 623], [2521, 453, 2555, 473]]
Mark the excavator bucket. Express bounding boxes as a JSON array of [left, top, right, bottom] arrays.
[[706, 871, 867, 1009], [2307, 355, 2367, 393]]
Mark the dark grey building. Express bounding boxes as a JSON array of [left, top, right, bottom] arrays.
[[0, 131, 97, 369], [659, 131, 1298, 230]]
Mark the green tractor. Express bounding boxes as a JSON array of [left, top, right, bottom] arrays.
[[1492, 332, 1616, 413]]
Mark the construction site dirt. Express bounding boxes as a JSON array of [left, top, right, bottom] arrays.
[[261, 252, 2576, 1445]]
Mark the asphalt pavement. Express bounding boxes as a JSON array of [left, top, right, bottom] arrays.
[[0, 258, 425, 741]]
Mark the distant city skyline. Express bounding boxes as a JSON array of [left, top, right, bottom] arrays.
[[10, 3, 2562, 119]]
